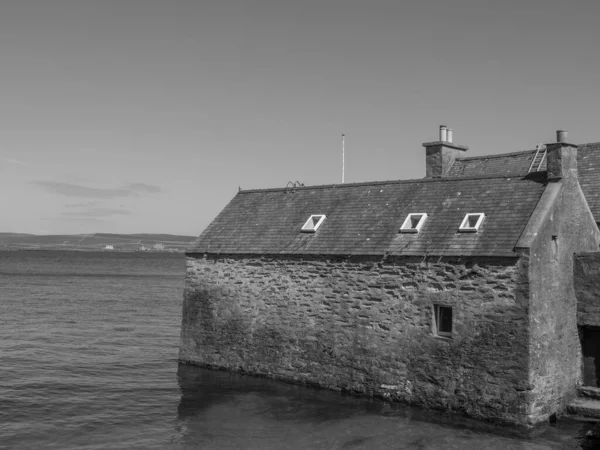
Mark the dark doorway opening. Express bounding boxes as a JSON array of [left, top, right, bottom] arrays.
[[582, 326, 600, 387]]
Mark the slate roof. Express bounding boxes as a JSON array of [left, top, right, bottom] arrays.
[[188, 174, 547, 257], [446, 142, 600, 221], [578, 143, 600, 221], [446, 149, 541, 177]]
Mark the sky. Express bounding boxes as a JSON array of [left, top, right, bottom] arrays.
[[1, 0, 599, 236]]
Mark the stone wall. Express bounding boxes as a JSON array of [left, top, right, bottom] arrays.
[[180, 254, 532, 424], [575, 253, 600, 327], [525, 178, 600, 423]]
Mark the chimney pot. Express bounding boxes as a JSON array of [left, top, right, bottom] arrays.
[[556, 129, 569, 143], [447, 128, 453, 143], [439, 125, 447, 142]]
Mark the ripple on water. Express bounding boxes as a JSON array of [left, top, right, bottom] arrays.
[[0, 251, 596, 449]]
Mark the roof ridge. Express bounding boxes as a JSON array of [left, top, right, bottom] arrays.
[[239, 173, 543, 194], [455, 142, 600, 162], [454, 149, 536, 162], [579, 142, 600, 148]]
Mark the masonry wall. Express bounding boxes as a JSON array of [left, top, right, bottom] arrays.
[[526, 179, 600, 423], [574, 253, 600, 327], [180, 254, 532, 424]]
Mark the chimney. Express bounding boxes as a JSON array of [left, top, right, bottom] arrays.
[[546, 129, 577, 180], [422, 125, 468, 177]]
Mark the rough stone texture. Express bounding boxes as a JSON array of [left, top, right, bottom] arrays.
[[546, 143, 578, 180], [567, 398, 600, 419], [525, 173, 600, 423], [578, 386, 600, 400], [424, 142, 468, 177], [180, 254, 532, 424], [575, 253, 600, 327]]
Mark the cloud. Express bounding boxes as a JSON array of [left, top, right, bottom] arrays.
[[128, 183, 162, 194], [34, 181, 132, 198], [61, 207, 132, 218], [33, 181, 163, 198], [42, 217, 111, 224], [64, 201, 102, 208], [6, 158, 26, 165]]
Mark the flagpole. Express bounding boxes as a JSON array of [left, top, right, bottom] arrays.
[[342, 133, 345, 184]]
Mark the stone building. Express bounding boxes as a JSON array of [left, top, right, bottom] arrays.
[[179, 128, 600, 426]]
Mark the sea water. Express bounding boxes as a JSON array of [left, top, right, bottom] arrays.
[[0, 251, 595, 449]]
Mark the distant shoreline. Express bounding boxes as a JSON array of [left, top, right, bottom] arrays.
[[0, 247, 187, 253], [0, 232, 196, 253]]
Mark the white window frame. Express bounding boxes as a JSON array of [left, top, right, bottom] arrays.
[[400, 213, 428, 233], [301, 214, 326, 233], [433, 304, 453, 338], [458, 213, 485, 233]]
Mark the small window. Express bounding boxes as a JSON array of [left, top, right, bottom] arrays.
[[400, 213, 428, 233], [458, 213, 485, 232], [434, 305, 452, 338], [301, 214, 326, 233]]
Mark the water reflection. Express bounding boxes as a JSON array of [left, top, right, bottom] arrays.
[[176, 363, 597, 449]]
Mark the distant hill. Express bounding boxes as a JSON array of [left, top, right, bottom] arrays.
[[0, 233, 197, 252]]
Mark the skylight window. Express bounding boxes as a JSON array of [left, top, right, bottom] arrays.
[[301, 214, 326, 233], [400, 213, 427, 233], [458, 213, 485, 232]]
